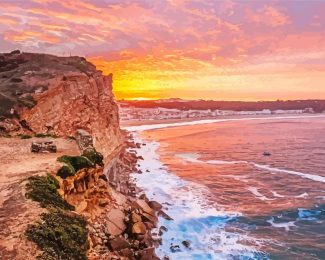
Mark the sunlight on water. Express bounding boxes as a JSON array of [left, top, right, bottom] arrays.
[[125, 116, 325, 259]]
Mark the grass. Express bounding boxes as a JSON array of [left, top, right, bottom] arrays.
[[25, 174, 74, 211], [58, 155, 94, 172], [82, 148, 104, 167], [25, 210, 88, 260], [56, 155, 93, 179], [57, 164, 75, 179], [56, 148, 104, 179], [25, 174, 88, 259], [18, 134, 32, 139], [35, 133, 58, 138]]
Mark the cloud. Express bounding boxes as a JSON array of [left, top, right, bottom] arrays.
[[0, 0, 324, 100], [246, 5, 290, 27]]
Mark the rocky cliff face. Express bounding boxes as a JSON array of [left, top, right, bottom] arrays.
[[0, 51, 122, 157]]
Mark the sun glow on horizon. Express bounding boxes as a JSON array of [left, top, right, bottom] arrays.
[[1, 0, 325, 100]]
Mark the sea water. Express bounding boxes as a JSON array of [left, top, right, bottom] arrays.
[[124, 116, 325, 259]]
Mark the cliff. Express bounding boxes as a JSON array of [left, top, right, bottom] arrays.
[[0, 51, 122, 157], [0, 51, 161, 260]]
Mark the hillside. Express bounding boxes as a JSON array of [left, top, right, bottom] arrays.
[[0, 52, 161, 260], [0, 50, 122, 157]]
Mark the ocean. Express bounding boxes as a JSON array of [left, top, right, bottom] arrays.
[[124, 115, 325, 260]]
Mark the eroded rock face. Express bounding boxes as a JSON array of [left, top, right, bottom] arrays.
[[0, 52, 122, 158], [22, 72, 122, 158]]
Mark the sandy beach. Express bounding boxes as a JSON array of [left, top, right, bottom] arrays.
[[121, 113, 325, 128]]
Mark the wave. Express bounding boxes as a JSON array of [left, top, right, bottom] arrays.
[[247, 187, 275, 201], [130, 134, 265, 259], [178, 154, 325, 184]]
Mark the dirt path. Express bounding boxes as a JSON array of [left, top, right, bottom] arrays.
[[0, 137, 79, 259]]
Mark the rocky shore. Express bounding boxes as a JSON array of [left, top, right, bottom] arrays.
[[59, 136, 164, 259]]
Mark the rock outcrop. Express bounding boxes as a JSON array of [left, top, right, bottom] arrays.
[[0, 52, 122, 159], [0, 52, 163, 259]]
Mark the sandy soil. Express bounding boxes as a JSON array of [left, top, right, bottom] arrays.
[[0, 137, 79, 259]]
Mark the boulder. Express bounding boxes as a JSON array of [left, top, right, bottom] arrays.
[[142, 212, 158, 224], [131, 212, 142, 223], [31, 140, 57, 153], [148, 201, 162, 211], [182, 240, 191, 248], [105, 209, 126, 236], [75, 129, 93, 151], [158, 226, 168, 236], [109, 236, 131, 251], [170, 244, 181, 253], [132, 222, 147, 235], [133, 199, 155, 216], [138, 247, 157, 260], [158, 210, 173, 221]]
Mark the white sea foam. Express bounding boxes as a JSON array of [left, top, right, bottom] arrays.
[[178, 153, 325, 184], [271, 191, 285, 198], [294, 192, 309, 198], [131, 134, 264, 259], [123, 115, 325, 132], [267, 217, 296, 231], [247, 187, 275, 201], [124, 116, 325, 258], [251, 163, 325, 183]]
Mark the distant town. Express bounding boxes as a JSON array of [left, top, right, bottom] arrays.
[[118, 99, 323, 121]]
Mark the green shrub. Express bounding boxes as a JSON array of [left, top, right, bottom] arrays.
[[25, 210, 88, 260], [57, 155, 94, 172], [25, 174, 74, 211], [35, 133, 58, 138], [18, 134, 32, 139], [82, 148, 104, 167], [57, 164, 75, 179]]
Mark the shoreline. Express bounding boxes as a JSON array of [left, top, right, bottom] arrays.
[[126, 115, 325, 259], [122, 113, 325, 132], [129, 132, 260, 259]]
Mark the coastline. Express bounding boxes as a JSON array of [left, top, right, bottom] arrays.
[[121, 113, 325, 131], [0, 135, 162, 259], [125, 114, 325, 259], [129, 132, 262, 259]]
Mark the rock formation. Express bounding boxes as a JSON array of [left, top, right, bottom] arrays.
[[0, 51, 164, 259], [0, 52, 122, 159]]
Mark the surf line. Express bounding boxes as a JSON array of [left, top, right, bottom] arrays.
[[178, 154, 325, 184], [122, 114, 325, 132]]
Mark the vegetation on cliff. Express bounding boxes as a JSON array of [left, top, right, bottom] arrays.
[[25, 174, 74, 210], [25, 173, 88, 259], [25, 210, 88, 260], [82, 147, 104, 167], [57, 148, 104, 179]]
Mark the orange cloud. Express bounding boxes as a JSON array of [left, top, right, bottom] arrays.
[[0, 0, 324, 100], [246, 5, 290, 27]]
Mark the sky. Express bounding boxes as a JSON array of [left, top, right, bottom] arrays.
[[1, 0, 325, 101]]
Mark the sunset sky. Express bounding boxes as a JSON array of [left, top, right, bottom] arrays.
[[1, 0, 325, 100]]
